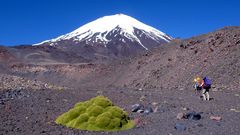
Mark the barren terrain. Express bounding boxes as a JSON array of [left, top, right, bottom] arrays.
[[0, 26, 240, 135]]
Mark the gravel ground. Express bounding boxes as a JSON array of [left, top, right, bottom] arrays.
[[0, 86, 239, 135]]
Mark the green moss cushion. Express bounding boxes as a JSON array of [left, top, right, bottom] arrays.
[[55, 96, 135, 131]]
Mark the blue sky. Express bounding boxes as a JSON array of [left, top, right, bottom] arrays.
[[0, 0, 239, 46]]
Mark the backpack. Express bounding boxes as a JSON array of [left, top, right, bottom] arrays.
[[203, 76, 212, 86]]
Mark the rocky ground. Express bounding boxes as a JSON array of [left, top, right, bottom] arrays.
[[0, 74, 65, 90], [0, 86, 239, 135], [0, 26, 240, 135]]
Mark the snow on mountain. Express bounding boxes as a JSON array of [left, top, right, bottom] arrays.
[[34, 14, 172, 50]]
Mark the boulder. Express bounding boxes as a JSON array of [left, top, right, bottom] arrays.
[[131, 104, 144, 112], [210, 116, 222, 121], [185, 111, 201, 120]]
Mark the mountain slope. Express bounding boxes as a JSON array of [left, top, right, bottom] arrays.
[[76, 26, 240, 89], [34, 14, 172, 58]]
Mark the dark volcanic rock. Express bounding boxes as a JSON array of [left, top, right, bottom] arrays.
[[131, 103, 144, 112], [185, 111, 202, 120], [144, 106, 153, 115]]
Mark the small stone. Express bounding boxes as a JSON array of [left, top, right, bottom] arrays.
[[144, 107, 153, 114], [0, 101, 4, 105], [179, 88, 184, 91], [153, 106, 158, 113], [175, 123, 186, 131], [46, 98, 51, 103], [230, 108, 235, 111], [178, 97, 183, 100], [177, 113, 184, 120], [63, 99, 68, 102], [211, 85, 216, 88], [181, 107, 189, 111], [234, 94, 239, 97], [196, 123, 203, 127], [96, 90, 103, 95], [151, 102, 158, 106], [212, 88, 218, 92], [230, 108, 240, 113], [139, 95, 146, 102], [40, 130, 46, 133]]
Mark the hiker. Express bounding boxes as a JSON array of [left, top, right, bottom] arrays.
[[201, 76, 212, 100], [194, 76, 212, 100], [194, 77, 202, 92]]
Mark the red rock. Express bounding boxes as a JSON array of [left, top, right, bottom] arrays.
[[210, 116, 222, 121]]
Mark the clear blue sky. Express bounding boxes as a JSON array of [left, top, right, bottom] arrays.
[[0, 0, 239, 46]]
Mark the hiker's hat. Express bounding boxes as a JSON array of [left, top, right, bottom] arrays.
[[194, 77, 201, 82]]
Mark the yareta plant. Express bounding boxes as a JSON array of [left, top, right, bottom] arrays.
[[55, 96, 135, 131]]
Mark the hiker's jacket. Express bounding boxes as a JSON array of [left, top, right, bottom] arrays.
[[195, 81, 204, 87]]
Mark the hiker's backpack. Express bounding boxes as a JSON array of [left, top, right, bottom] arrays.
[[203, 76, 212, 86]]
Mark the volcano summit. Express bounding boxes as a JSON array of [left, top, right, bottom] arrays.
[[34, 14, 172, 58]]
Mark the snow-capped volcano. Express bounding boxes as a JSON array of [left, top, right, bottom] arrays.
[[35, 14, 172, 58]]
